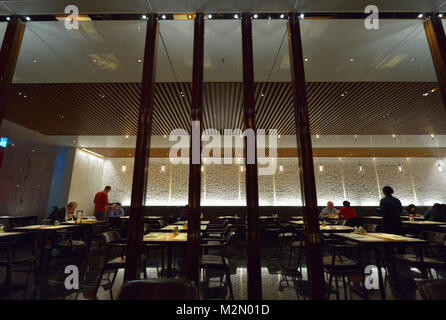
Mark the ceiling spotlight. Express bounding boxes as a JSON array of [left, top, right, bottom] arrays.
[[161, 165, 165, 172], [392, 134, 396, 138], [418, 13, 424, 19], [316, 134, 319, 139], [253, 14, 258, 19], [319, 164, 323, 172], [25, 16, 31, 21], [359, 164, 363, 172], [201, 166, 204, 172], [398, 164, 402, 172], [304, 57, 310, 62], [422, 92, 429, 97], [354, 134, 358, 139], [234, 14, 239, 19], [279, 165, 283, 172], [32, 58, 38, 63], [137, 58, 142, 63], [410, 57, 415, 62], [278, 135, 281, 139], [299, 13, 305, 20], [240, 166, 244, 172], [121, 165, 127, 173], [438, 163, 443, 172], [161, 14, 166, 19], [431, 133, 435, 139], [93, 58, 97, 63], [23, 95, 27, 98], [208, 14, 212, 19], [6, 17, 10, 21], [349, 58, 355, 62], [163, 134, 167, 138], [280, 14, 285, 19], [439, 13, 443, 18], [125, 135, 129, 139], [188, 14, 192, 19], [261, 92, 264, 97], [142, 15, 147, 20]]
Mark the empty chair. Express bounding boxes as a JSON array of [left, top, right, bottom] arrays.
[[118, 279, 199, 300]]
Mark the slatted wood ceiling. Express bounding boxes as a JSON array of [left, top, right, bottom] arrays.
[[3, 82, 445, 136]]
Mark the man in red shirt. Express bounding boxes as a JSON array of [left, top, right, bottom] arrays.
[[94, 186, 111, 221], [339, 200, 357, 221]]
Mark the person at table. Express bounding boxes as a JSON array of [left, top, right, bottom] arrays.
[[338, 201, 357, 221], [94, 186, 111, 221], [424, 203, 446, 222], [379, 186, 404, 235], [49, 201, 77, 224], [179, 204, 190, 221], [406, 204, 422, 217], [319, 201, 339, 219], [108, 203, 124, 218]]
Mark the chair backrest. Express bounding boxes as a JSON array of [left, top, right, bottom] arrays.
[[364, 223, 379, 232], [420, 231, 446, 245], [417, 279, 446, 300], [102, 231, 122, 244], [118, 279, 199, 300]]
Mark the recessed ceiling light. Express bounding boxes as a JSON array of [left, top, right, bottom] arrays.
[[188, 14, 192, 19], [299, 13, 305, 20], [431, 133, 435, 138], [422, 92, 429, 97], [161, 14, 166, 19], [261, 93, 264, 97], [316, 134, 320, 139], [253, 14, 258, 19], [280, 14, 285, 19], [23, 95, 27, 98], [18, 92, 21, 95], [32, 58, 38, 63], [6, 17, 10, 21], [208, 14, 212, 19], [25, 16, 31, 21], [418, 13, 424, 19], [142, 15, 147, 20], [234, 14, 239, 19], [392, 134, 396, 138], [349, 58, 355, 62], [93, 58, 97, 63], [137, 58, 142, 63], [439, 13, 443, 18], [125, 135, 129, 139], [304, 57, 310, 62], [410, 57, 415, 62]]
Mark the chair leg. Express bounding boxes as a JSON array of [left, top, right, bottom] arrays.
[[225, 266, 234, 300], [342, 273, 348, 300], [334, 273, 340, 300], [109, 269, 119, 300], [327, 271, 334, 300]]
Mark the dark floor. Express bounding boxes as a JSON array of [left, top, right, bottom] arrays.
[[0, 232, 437, 300]]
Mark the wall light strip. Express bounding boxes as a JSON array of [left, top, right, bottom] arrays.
[[80, 148, 104, 158]]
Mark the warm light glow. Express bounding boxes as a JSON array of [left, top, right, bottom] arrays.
[[279, 165, 283, 172], [398, 164, 402, 172], [80, 148, 104, 158], [319, 164, 323, 172], [316, 134, 319, 139], [438, 163, 443, 172], [161, 165, 165, 172], [431, 133, 435, 139], [201, 166, 204, 172], [240, 166, 244, 172], [359, 164, 363, 172], [121, 165, 127, 173], [392, 134, 396, 138]]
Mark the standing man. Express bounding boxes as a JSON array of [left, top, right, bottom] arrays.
[[94, 186, 111, 221]]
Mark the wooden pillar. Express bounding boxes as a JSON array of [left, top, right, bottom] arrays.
[[185, 13, 204, 287], [124, 15, 159, 282], [287, 13, 326, 300], [424, 15, 446, 109], [0, 17, 25, 169], [241, 12, 262, 300]]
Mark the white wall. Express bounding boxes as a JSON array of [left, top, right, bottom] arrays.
[[68, 152, 446, 209]]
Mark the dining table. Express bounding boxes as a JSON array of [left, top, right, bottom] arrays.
[[143, 232, 187, 277], [332, 232, 426, 299]]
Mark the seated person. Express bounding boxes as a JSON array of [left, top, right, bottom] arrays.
[[406, 204, 422, 217], [108, 203, 125, 218], [424, 203, 446, 222], [319, 201, 339, 219], [48, 201, 77, 224], [179, 204, 190, 221], [338, 201, 357, 221]]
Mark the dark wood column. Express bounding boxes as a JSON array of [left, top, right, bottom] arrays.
[[287, 13, 326, 300], [0, 17, 25, 169], [185, 13, 204, 287], [241, 12, 262, 300], [124, 15, 159, 282], [424, 15, 446, 109]]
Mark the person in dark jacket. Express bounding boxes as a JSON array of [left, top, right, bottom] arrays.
[[48, 201, 77, 224], [424, 203, 446, 222], [179, 205, 190, 221], [406, 204, 422, 217], [379, 186, 404, 235]]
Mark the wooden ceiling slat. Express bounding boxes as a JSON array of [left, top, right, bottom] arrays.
[[4, 82, 446, 136]]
